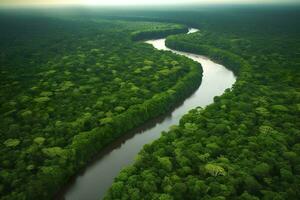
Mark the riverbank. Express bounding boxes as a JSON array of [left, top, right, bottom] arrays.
[[62, 28, 235, 200]]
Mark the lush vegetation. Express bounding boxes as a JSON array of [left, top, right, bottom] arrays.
[[0, 14, 202, 199], [105, 7, 300, 200], [131, 24, 187, 41]]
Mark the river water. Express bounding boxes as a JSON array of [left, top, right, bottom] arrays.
[[59, 28, 236, 200]]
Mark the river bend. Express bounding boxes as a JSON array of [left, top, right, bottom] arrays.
[[60, 28, 236, 200]]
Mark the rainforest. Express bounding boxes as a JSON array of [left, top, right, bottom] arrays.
[[0, 2, 299, 200]]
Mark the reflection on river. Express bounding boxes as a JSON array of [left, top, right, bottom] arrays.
[[59, 28, 236, 200]]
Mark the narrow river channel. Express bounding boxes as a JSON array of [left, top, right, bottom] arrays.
[[59, 28, 236, 200]]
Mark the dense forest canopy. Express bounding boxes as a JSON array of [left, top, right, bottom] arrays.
[[104, 5, 300, 200], [0, 4, 299, 200], [0, 14, 201, 199]]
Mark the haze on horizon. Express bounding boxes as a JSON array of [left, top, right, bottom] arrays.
[[0, 0, 299, 6]]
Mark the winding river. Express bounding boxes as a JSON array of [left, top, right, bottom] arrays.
[[59, 28, 236, 200]]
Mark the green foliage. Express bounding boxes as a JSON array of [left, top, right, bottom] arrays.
[[204, 163, 226, 177], [2, 6, 300, 200], [42, 147, 67, 158], [33, 137, 45, 145], [158, 157, 173, 172], [252, 163, 270, 178], [3, 139, 20, 148], [106, 7, 300, 200], [131, 23, 188, 41], [33, 97, 51, 103], [0, 15, 201, 199]]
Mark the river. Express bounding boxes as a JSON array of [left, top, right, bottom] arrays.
[[59, 28, 236, 200]]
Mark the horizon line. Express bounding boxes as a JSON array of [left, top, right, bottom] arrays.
[[1, 2, 300, 8]]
